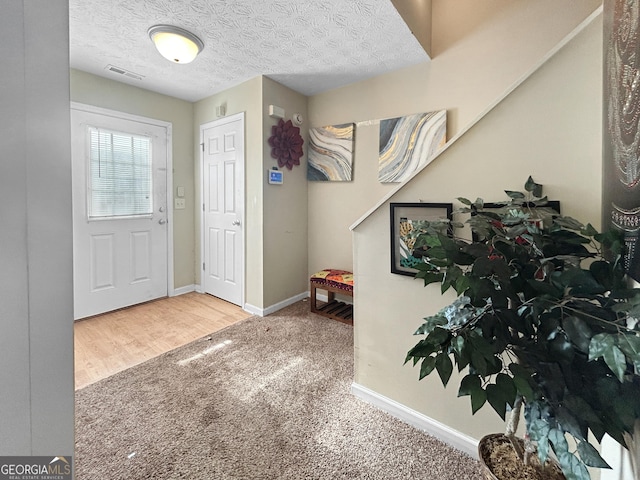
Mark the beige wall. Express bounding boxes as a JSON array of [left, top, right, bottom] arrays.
[[261, 78, 309, 307], [307, 0, 601, 278], [431, 0, 601, 133], [352, 12, 603, 441], [70, 69, 196, 289]]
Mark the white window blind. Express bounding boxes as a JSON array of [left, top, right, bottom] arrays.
[[88, 127, 153, 218]]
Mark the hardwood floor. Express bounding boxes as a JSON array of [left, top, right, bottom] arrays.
[[74, 292, 251, 390]]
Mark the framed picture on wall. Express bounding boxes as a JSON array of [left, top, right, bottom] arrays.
[[390, 202, 453, 276]]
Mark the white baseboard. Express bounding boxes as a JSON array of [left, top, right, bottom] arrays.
[[244, 291, 309, 317], [351, 383, 479, 459], [172, 284, 197, 296], [243, 303, 263, 316], [191, 287, 305, 316]]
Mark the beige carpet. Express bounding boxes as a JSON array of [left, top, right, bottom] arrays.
[[75, 300, 483, 479]]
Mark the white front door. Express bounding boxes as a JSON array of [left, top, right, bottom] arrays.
[[201, 113, 245, 306], [71, 105, 170, 319]]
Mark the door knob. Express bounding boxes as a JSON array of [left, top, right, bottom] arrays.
[[159, 219, 167, 225], [232, 220, 241, 226]]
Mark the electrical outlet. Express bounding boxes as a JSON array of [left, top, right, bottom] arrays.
[[175, 198, 186, 210]]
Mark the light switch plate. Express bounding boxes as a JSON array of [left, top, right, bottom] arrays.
[[175, 198, 186, 209]]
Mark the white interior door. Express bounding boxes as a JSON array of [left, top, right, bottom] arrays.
[[201, 113, 245, 306], [71, 105, 170, 319]]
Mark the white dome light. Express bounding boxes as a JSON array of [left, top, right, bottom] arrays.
[[148, 25, 204, 64]]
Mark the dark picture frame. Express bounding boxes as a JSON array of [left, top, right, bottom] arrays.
[[390, 202, 453, 276]]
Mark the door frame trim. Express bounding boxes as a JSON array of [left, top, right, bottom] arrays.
[[199, 111, 246, 307], [70, 102, 175, 296]]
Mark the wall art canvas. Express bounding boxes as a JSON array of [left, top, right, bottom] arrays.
[[390, 202, 452, 276], [307, 123, 355, 181], [378, 110, 446, 183], [603, 0, 640, 281]]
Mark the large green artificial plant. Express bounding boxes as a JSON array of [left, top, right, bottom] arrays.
[[406, 177, 640, 480]]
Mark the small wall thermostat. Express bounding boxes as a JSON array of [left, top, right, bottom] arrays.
[[268, 168, 283, 185]]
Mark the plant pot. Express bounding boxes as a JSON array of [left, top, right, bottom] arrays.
[[478, 434, 565, 480]]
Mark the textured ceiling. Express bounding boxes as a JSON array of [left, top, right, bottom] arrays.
[[69, 0, 430, 102]]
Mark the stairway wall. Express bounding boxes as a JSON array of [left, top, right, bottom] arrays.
[[351, 12, 603, 442]]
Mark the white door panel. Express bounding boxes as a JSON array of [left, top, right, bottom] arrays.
[[201, 114, 244, 306], [72, 107, 169, 319], [91, 233, 115, 290], [130, 230, 151, 283]]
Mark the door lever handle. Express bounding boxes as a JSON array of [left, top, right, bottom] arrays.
[[232, 220, 241, 226]]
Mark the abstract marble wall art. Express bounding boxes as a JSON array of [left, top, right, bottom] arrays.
[[307, 123, 355, 181], [378, 110, 446, 183]]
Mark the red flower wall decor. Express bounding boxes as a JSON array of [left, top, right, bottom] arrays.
[[268, 119, 304, 170]]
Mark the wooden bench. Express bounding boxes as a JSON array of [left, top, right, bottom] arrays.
[[309, 269, 353, 325]]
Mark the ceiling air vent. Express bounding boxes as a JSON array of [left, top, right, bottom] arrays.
[[105, 64, 144, 81]]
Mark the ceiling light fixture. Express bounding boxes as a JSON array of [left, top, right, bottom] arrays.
[[148, 25, 204, 64]]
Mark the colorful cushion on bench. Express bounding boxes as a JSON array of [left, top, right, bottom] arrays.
[[310, 269, 354, 291]]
